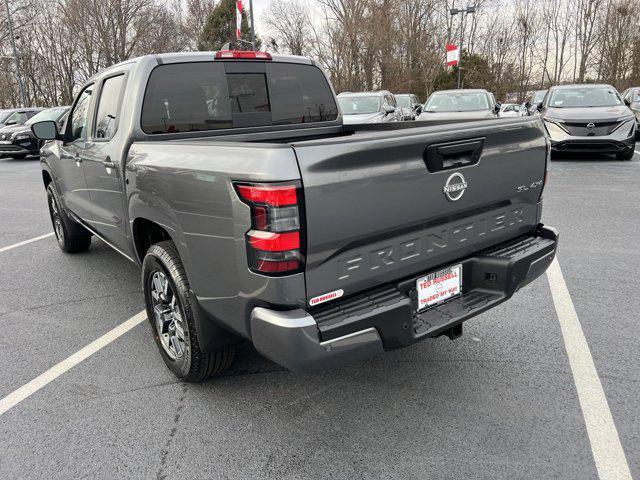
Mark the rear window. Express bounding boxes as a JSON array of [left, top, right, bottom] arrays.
[[141, 62, 338, 134]]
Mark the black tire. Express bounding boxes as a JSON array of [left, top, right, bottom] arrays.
[[142, 241, 235, 382], [46, 183, 92, 253], [616, 147, 635, 161]]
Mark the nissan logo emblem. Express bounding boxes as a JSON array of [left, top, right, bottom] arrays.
[[443, 172, 468, 202], [586, 122, 595, 129]]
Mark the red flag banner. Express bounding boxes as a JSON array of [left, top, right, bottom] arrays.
[[236, 1, 243, 39], [446, 44, 459, 66]]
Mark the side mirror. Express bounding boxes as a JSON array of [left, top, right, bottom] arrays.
[[536, 102, 544, 112], [624, 98, 631, 107], [524, 101, 531, 109], [384, 105, 395, 115], [5, 120, 16, 126], [31, 120, 59, 140], [493, 103, 501, 114]]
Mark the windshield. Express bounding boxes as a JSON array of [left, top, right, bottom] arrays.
[[26, 108, 66, 126], [424, 91, 490, 112], [3, 111, 29, 125], [532, 91, 547, 103], [338, 96, 380, 115], [395, 95, 411, 108], [548, 87, 622, 108]]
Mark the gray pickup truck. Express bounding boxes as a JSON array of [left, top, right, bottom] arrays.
[[32, 50, 558, 382]]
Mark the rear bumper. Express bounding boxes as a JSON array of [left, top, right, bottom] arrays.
[[251, 225, 558, 372]]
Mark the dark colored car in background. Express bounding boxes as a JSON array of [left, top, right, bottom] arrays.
[[0, 110, 14, 128], [540, 84, 636, 160], [526, 90, 547, 114], [621, 87, 640, 138], [0, 108, 43, 129], [0, 107, 68, 159], [395, 93, 422, 119], [417, 89, 500, 122]]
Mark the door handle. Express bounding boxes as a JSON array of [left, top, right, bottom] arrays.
[[424, 138, 485, 172], [102, 158, 116, 169]]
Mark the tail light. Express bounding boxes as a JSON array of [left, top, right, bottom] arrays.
[[215, 50, 272, 60], [235, 182, 304, 275]]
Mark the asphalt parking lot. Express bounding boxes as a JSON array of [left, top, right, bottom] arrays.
[[0, 152, 638, 480]]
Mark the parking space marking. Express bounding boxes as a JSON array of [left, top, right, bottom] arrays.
[[0, 232, 54, 253], [547, 259, 632, 480], [0, 311, 146, 416]]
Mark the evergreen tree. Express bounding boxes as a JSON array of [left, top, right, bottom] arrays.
[[197, 0, 260, 51]]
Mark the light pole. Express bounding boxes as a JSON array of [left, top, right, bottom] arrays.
[[248, 0, 256, 48], [449, 5, 476, 89], [3, 0, 27, 107]]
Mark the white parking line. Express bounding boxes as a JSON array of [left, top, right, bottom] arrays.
[[0, 232, 54, 253], [547, 259, 632, 480], [0, 311, 146, 416]]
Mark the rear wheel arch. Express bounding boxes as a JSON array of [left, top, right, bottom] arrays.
[[42, 170, 53, 189], [132, 217, 173, 263]]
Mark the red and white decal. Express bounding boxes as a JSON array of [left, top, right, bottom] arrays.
[[309, 289, 344, 306]]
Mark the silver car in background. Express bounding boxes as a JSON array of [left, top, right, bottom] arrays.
[[621, 87, 640, 138], [499, 103, 526, 117], [417, 89, 500, 122], [395, 94, 422, 120], [337, 91, 403, 124], [540, 84, 636, 160]]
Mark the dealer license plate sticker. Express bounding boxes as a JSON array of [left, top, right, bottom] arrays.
[[416, 264, 462, 311]]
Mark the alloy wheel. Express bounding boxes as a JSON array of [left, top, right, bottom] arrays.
[[49, 194, 64, 247], [149, 270, 187, 359]]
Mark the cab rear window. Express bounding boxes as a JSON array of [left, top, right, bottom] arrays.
[[141, 62, 338, 134]]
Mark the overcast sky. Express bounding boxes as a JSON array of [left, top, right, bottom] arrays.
[[247, 0, 318, 36]]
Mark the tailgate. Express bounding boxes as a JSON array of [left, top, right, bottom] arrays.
[[292, 119, 547, 305]]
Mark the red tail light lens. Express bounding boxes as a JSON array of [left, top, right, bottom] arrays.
[[235, 182, 303, 275], [247, 231, 300, 251], [215, 50, 273, 60], [236, 184, 296, 207]]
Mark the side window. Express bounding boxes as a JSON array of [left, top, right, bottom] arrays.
[[383, 95, 393, 109], [387, 95, 397, 108], [95, 75, 125, 140], [68, 85, 93, 143]]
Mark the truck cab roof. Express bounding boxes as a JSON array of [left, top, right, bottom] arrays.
[[89, 51, 315, 84]]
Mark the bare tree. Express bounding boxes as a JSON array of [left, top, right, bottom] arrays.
[[264, 0, 314, 56]]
